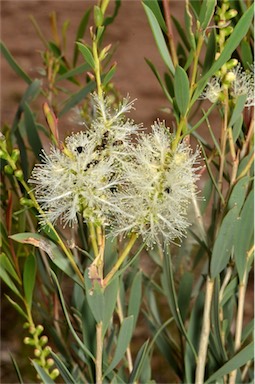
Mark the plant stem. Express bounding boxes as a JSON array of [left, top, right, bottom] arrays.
[[229, 245, 254, 384], [96, 321, 103, 384], [103, 233, 137, 287], [195, 276, 214, 384], [162, 0, 178, 67], [117, 293, 133, 373]]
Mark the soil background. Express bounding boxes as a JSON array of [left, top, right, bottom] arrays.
[[0, 1, 253, 383]]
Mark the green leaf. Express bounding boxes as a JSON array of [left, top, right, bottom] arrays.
[[240, 40, 253, 69], [143, 3, 175, 75], [210, 206, 239, 278], [232, 115, 243, 143], [10, 233, 82, 286], [51, 351, 76, 384], [23, 103, 43, 160], [5, 295, 28, 320], [172, 16, 191, 51], [31, 362, 55, 384], [103, 277, 119, 335], [199, 0, 216, 30], [59, 81, 95, 117], [104, 316, 134, 376], [142, 0, 167, 33], [161, 249, 197, 360], [184, 1, 196, 50], [203, 30, 216, 75], [0, 253, 21, 284], [73, 8, 91, 66], [10, 353, 24, 384], [128, 340, 150, 383], [174, 65, 190, 115], [204, 342, 254, 383], [192, 5, 254, 105], [234, 187, 254, 280], [23, 253, 36, 309], [84, 269, 105, 323], [227, 175, 250, 211], [57, 62, 90, 82], [0, 41, 32, 84], [11, 79, 42, 134], [76, 42, 95, 69], [0, 267, 22, 299], [145, 58, 173, 104], [228, 94, 247, 127], [177, 272, 193, 322], [102, 63, 117, 87], [51, 271, 95, 361], [128, 271, 142, 329]]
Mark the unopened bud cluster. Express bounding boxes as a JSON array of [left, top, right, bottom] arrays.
[[23, 322, 59, 380]]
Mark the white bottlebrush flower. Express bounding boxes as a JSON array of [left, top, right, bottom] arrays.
[[29, 94, 140, 228], [201, 63, 254, 106], [110, 121, 200, 247], [229, 63, 254, 107]]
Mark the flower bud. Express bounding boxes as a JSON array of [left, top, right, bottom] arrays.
[[20, 197, 34, 207], [225, 9, 238, 19], [46, 358, 54, 367], [36, 324, 44, 336], [39, 335, 48, 346], [226, 59, 238, 70], [24, 337, 34, 345], [50, 368, 60, 379], [0, 149, 7, 160], [14, 170, 23, 180], [34, 348, 41, 357], [223, 72, 236, 85], [224, 26, 233, 36], [11, 149, 20, 162], [4, 164, 13, 175]]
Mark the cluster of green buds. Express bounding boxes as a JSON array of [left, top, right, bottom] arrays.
[[0, 134, 20, 175], [214, 0, 238, 81], [23, 322, 59, 380]]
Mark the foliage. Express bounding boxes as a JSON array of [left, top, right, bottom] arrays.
[[1, 0, 254, 383]]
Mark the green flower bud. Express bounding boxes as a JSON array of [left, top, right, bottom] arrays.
[[226, 59, 238, 70], [24, 337, 34, 345], [46, 358, 54, 367], [23, 322, 30, 329], [34, 348, 41, 357], [14, 170, 23, 180], [223, 71, 236, 85], [224, 26, 233, 36], [94, 5, 104, 27], [4, 164, 13, 175], [0, 149, 7, 160], [225, 9, 238, 19], [50, 368, 60, 379], [36, 324, 44, 334], [20, 197, 34, 207], [29, 325, 36, 335], [40, 335, 48, 346], [11, 149, 20, 162]]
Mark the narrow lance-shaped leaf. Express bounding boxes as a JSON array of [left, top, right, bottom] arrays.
[[0, 41, 32, 84], [73, 8, 91, 66], [199, 0, 216, 30], [174, 65, 190, 116], [210, 205, 239, 278], [104, 315, 134, 377], [10, 233, 82, 286], [23, 103, 43, 160], [128, 270, 142, 330], [204, 342, 254, 384], [234, 187, 254, 280], [142, 3, 175, 75], [23, 253, 37, 310], [76, 42, 95, 69], [84, 269, 105, 323]]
